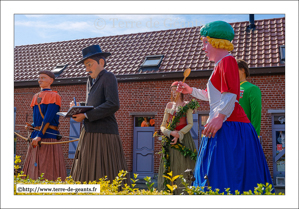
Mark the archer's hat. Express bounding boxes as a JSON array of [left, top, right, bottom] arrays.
[[76, 45, 111, 65], [38, 70, 55, 80], [200, 21, 235, 41]]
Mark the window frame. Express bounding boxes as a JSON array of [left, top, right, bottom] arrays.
[[139, 55, 164, 72], [279, 45, 285, 62], [271, 113, 285, 187]]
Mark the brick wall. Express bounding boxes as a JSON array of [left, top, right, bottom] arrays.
[[14, 74, 285, 178], [246, 74, 285, 175]]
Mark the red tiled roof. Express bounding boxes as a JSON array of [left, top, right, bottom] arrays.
[[14, 17, 285, 82]]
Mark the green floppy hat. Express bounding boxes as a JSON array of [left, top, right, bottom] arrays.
[[200, 21, 234, 41]]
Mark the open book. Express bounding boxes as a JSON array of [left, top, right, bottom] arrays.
[[57, 106, 94, 117]]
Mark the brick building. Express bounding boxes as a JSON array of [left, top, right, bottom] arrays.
[[14, 17, 285, 189]]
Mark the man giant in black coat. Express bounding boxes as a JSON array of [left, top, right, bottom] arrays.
[[70, 45, 130, 185]]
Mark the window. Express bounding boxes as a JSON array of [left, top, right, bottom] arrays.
[[279, 45, 285, 62], [135, 116, 155, 127], [51, 64, 68, 75], [139, 55, 163, 72], [142, 57, 162, 67], [274, 115, 285, 125]]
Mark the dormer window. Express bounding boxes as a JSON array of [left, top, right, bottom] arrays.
[[51, 64, 68, 75], [279, 45, 285, 62], [140, 55, 163, 72]]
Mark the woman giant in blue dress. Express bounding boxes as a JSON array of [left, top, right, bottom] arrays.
[[177, 20, 274, 193]]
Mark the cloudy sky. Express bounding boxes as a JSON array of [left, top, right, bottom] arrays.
[[15, 14, 285, 46]]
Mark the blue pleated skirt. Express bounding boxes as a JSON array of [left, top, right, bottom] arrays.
[[193, 121, 274, 194]]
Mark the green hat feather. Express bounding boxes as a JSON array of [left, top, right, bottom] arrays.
[[200, 21, 235, 41]]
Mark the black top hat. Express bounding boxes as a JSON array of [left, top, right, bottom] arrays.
[[76, 45, 111, 65]]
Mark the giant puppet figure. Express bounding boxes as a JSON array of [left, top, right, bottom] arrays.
[[23, 70, 67, 181], [177, 21, 274, 193], [157, 81, 196, 194], [70, 45, 130, 186]]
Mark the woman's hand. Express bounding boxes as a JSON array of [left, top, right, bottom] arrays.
[[170, 130, 180, 139], [202, 113, 226, 138], [177, 82, 193, 94], [170, 137, 178, 145], [170, 131, 179, 144]]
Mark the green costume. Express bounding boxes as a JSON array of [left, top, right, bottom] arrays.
[[239, 81, 262, 136]]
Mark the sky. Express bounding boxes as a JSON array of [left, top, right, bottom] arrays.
[[14, 14, 285, 46]]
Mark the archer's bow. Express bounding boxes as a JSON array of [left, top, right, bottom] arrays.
[[15, 132, 30, 142], [15, 131, 79, 145], [14, 125, 80, 145]]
